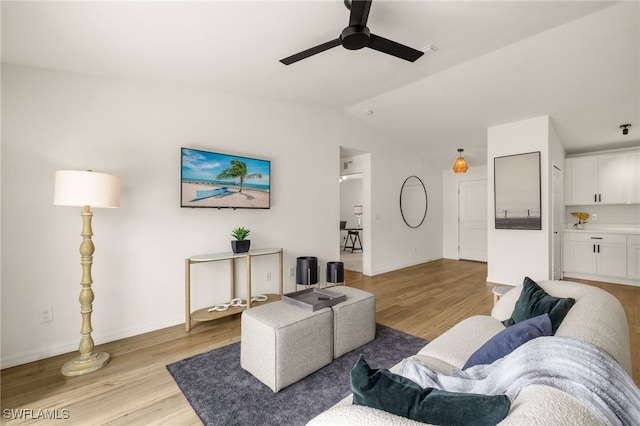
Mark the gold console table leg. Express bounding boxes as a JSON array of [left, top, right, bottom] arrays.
[[185, 259, 192, 332]]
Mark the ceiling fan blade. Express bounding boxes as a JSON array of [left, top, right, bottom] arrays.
[[280, 38, 342, 65], [349, 0, 372, 27], [367, 33, 424, 62]]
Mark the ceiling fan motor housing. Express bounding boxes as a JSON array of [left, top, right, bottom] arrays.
[[341, 25, 370, 50]]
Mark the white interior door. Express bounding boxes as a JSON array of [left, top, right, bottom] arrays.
[[553, 166, 563, 279], [459, 180, 488, 262]]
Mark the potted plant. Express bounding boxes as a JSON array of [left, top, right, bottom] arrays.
[[571, 212, 589, 229], [231, 226, 251, 253]]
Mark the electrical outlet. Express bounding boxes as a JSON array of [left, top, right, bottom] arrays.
[[591, 213, 598, 221], [266, 272, 272, 281], [39, 307, 53, 323]]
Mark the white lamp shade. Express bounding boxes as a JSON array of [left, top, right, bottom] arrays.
[[354, 205, 363, 215], [54, 170, 121, 208]]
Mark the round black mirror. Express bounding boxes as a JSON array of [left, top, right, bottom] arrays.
[[400, 176, 427, 228]]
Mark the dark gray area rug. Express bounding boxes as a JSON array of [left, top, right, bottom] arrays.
[[167, 324, 428, 426]]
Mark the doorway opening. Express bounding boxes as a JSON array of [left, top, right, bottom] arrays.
[[339, 147, 370, 274]]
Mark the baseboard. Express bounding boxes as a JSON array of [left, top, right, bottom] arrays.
[[370, 257, 441, 276], [1, 315, 185, 369], [563, 273, 640, 287], [485, 276, 520, 286]]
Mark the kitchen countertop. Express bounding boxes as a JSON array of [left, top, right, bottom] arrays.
[[564, 225, 640, 235]]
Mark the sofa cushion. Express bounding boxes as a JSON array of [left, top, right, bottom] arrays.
[[463, 313, 552, 369], [418, 315, 505, 369], [502, 277, 575, 333], [350, 355, 511, 426]]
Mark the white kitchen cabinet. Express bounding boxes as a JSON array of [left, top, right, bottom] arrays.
[[564, 232, 627, 278], [597, 154, 628, 204], [628, 235, 640, 280], [596, 239, 627, 278], [564, 234, 597, 274], [627, 151, 640, 204], [566, 156, 598, 205], [565, 151, 636, 205]]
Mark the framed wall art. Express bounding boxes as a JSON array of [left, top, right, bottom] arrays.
[[494, 151, 541, 230]]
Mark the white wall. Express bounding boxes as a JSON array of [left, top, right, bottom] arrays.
[[442, 165, 488, 260], [340, 179, 363, 228], [370, 154, 443, 275], [1, 65, 443, 367], [334, 116, 443, 276], [340, 154, 365, 229], [487, 115, 554, 285]]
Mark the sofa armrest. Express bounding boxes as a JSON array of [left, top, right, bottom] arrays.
[[491, 285, 520, 321], [498, 385, 603, 426], [307, 403, 429, 426]]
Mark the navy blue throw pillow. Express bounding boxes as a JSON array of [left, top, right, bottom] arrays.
[[463, 313, 552, 369]]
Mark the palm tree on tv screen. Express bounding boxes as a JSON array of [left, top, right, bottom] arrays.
[[216, 160, 262, 193]]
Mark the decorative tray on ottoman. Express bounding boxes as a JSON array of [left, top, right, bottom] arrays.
[[282, 288, 346, 311]]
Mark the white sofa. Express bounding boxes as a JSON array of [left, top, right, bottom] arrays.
[[308, 280, 633, 425]]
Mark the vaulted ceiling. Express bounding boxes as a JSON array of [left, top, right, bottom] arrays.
[[2, 1, 638, 168]]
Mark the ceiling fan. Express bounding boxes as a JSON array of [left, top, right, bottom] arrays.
[[280, 0, 424, 65]]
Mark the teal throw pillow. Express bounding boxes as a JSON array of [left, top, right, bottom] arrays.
[[502, 277, 575, 334], [463, 313, 552, 369], [350, 355, 511, 426]]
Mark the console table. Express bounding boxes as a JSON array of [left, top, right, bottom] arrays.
[[185, 248, 283, 331]]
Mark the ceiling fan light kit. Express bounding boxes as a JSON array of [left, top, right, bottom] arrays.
[[453, 149, 468, 174], [280, 0, 424, 65]]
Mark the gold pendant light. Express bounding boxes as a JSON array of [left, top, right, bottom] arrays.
[[453, 148, 468, 174]]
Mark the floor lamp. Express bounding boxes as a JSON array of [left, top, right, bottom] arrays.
[[54, 170, 121, 376]]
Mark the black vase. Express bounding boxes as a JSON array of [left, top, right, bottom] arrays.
[[231, 240, 251, 254], [326, 261, 344, 285], [296, 256, 318, 286]]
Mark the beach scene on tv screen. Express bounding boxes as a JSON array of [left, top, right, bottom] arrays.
[[181, 148, 270, 208]]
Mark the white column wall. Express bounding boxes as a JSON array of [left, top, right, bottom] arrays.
[[487, 115, 553, 285]]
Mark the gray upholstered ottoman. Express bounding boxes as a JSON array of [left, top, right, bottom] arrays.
[[240, 301, 333, 392], [327, 286, 376, 358]]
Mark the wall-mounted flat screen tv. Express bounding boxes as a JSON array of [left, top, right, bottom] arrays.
[[181, 147, 271, 209]]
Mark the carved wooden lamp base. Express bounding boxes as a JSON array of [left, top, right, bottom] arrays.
[[62, 351, 110, 377]]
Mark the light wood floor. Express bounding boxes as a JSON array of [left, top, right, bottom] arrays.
[[2, 259, 639, 425]]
